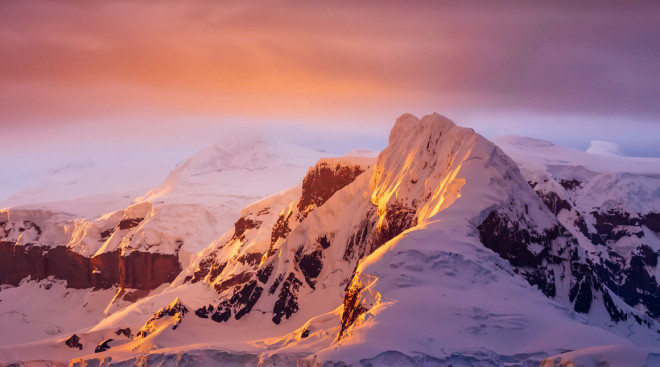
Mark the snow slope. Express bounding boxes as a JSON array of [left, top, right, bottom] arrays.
[[0, 135, 330, 352], [0, 158, 177, 219]]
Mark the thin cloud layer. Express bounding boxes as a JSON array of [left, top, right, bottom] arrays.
[[1, 1, 659, 126]]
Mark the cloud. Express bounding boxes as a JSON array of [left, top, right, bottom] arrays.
[[1, 0, 659, 129]]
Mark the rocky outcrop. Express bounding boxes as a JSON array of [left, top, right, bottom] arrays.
[[187, 158, 373, 305], [339, 283, 368, 339], [269, 160, 368, 255], [478, 211, 567, 299], [0, 242, 181, 290], [118, 217, 143, 230], [137, 298, 188, 338], [0, 204, 183, 291], [297, 161, 366, 219], [115, 328, 133, 338], [94, 339, 113, 353], [272, 273, 303, 325], [643, 212, 660, 232], [528, 183, 660, 322], [232, 217, 261, 241], [504, 145, 660, 325], [65, 334, 83, 350]]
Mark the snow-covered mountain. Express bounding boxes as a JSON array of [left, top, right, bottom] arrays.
[[0, 136, 328, 349], [0, 157, 177, 219], [0, 114, 658, 366], [495, 136, 660, 319]]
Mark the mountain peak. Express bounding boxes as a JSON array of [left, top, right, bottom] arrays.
[[390, 113, 456, 145]]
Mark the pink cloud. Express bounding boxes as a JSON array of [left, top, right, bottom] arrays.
[[1, 1, 659, 129]]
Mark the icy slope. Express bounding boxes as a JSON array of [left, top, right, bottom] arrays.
[[0, 157, 177, 219], [136, 138, 328, 228]]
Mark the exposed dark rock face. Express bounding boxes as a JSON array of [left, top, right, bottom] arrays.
[[582, 209, 660, 320], [232, 217, 261, 241], [256, 264, 273, 284], [339, 284, 368, 339], [194, 305, 212, 319], [120, 289, 150, 303], [99, 228, 115, 242], [317, 235, 331, 249], [95, 339, 113, 353], [189, 257, 216, 283], [298, 249, 323, 289], [574, 215, 606, 246], [90, 249, 181, 290], [537, 191, 572, 217], [344, 213, 376, 262], [477, 207, 647, 319], [343, 203, 417, 265], [373, 204, 417, 253], [157, 300, 188, 319], [568, 259, 594, 314], [0, 242, 181, 290], [268, 274, 284, 295], [478, 211, 565, 299], [119, 250, 181, 290], [211, 306, 231, 323], [65, 334, 83, 350], [591, 209, 644, 243], [207, 260, 228, 283], [213, 272, 252, 294], [593, 209, 639, 228], [237, 252, 262, 266], [269, 213, 293, 256], [118, 218, 143, 230], [202, 280, 265, 323], [644, 212, 660, 232], [115, 328, 133, 338], [230, 280, 263, 320], [559, 179, 582, 191], [139, 299, 188, 338], [602, 289, 628, 322], [188, 160, 372, 324], [613, 247, 660, 319], [0, 242, 89, 288], [272, 273, 303, 324], [524, 177, 660, 324], [297, 162, 365, 220]]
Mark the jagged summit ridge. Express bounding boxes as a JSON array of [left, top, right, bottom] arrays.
[[371, 112, 494, 224], [174, 113, 528, 333]]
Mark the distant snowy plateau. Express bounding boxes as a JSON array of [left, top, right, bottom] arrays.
[[1, 113, 659, 367]]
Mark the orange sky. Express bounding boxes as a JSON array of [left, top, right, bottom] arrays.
[[2, 1, 659, 127], [1, 1, 660, 198]]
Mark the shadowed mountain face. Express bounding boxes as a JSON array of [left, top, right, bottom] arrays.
[[495, 136, 660, 323], [527, 188, 660, 320]]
